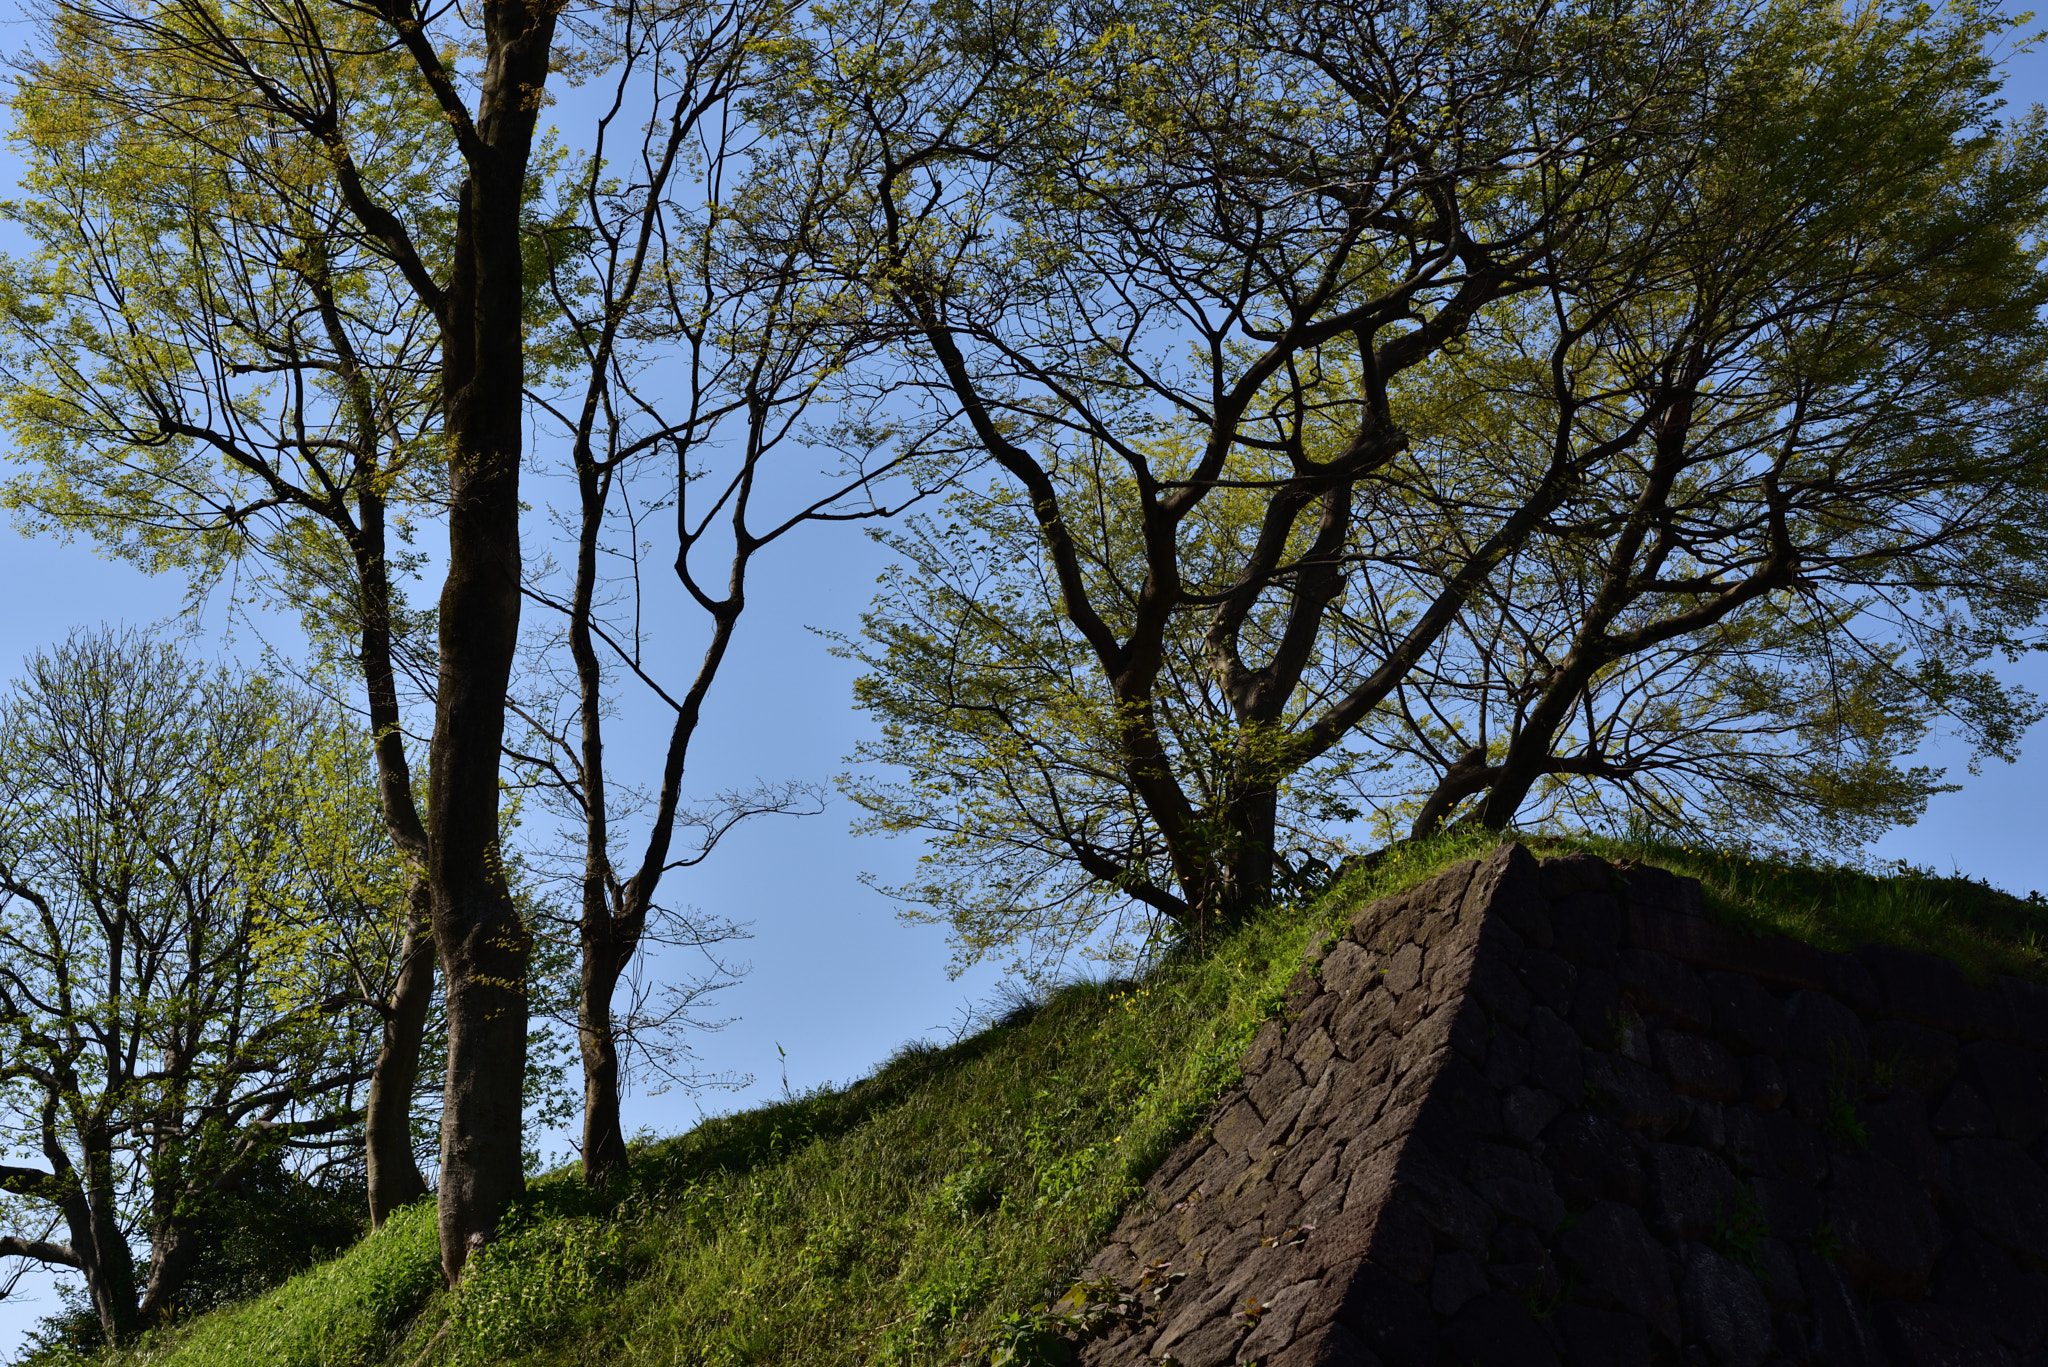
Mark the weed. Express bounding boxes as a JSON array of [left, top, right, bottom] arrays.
[[1813, 1222, 1845, 1262], [1714, 1189, 1770, 1273], [1820, 1088, 1869, 1150]]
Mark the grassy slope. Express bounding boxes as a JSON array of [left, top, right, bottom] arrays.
[[85, 832, 2048, 1367]]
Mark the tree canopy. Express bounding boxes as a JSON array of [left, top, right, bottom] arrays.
[[834, 0, 2048, 970]]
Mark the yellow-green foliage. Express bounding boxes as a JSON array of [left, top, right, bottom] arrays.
[[78, 830, 2048, 1367]]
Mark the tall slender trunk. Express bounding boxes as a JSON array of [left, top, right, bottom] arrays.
[[350, 485, 435, 1226], [366, 883, 434, 1224], [429, 0, 559, 1268], [576, 924, 630, 1184], [429, 171, 532, 1282]]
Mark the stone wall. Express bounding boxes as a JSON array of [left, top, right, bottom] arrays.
[[1072, 844, 2048, 1367]]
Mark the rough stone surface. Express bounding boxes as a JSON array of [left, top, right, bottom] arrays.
[[1072, 845, 2048, 1365]]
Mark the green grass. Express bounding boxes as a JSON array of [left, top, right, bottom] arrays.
[[1534, 832, 2048, 983], [72, 829, 2048, 1367]]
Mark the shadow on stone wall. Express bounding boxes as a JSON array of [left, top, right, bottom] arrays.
[[1073, 844, 2048, 1367]]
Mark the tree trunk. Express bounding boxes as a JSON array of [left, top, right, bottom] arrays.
[[351, 477, 435, 1226], [429, 0, 557, 1267], [576, 928, 630, 1186], [1409, 746, 1494, 840], [72, 1144, 139, 1343], [137, 1219, 202, 1327], [366, 882, 434, 1225]]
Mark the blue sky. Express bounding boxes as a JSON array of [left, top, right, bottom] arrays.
[[0, 13, 2044, 1356]]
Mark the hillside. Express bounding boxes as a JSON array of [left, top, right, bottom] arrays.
[[42, 832, 2048, 1367]]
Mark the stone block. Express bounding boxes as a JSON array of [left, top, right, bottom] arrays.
[[1429, 1247, 1488, 1317], [1751, 1176, 1822, 1244], [1555, 1304, 1654, 1367], [1558, 1200, 1683, 1343], [1383, 942, 1424, 997], [1520, 947, 1578, 1013], [1959, 1039, 2048, 1144], [1501, 1086, 1563, 1144], [1583, 1049, 1691, 1134], [1152, 1311, 1247, 1367], [1551, 891, 1624, 972], [1825, 1150, 1939, 1297], [1620, 949, 1714, 1030], [1998, 975, 2048, 1050], [1784, 990, 1869, 1075], [1528, 1006, 1583, 1100], [1934, 1081, 1999, 1139], [1617, 862, 1705, 917], [1875, 1302, 2013, 1367], [1248, 1057, 1306, 1122], [1276, 1126, 1334, 1188], [1649, 1141, 1745, 1241], [1798, 1251, 1889, 1367], [1212, 1098, 1265, 1159], [1291, 989, 1340, 1043], [1332, 988, 1393, 1059], [1869, 1019, 1961, 1098], [1538, 851, 1615, 898], [1656, 1029, 1744, 1102], [1470, 953, 1531, 1029], [1860, 944, 2001, 1039], [1391, 1149, 1495, 1259], [1544, 1109, 1649, 1205], [1781, 1058, 1833, 1129], [1285, 965, 1323, 1014], [1677, 1097, 1729, 1152], [1319, 939, 1376, 999], [1743, 1055, 1787, 1111], [1754, 1237, 1804, 1310], [1264, 1319, 1382, 1367], [1443, 1289, 1561, 1367], [1472, 1175, 1564, 1233], [1244, 1016, 1287, 1074], [1569, 966, 1623, 1048], [1236, 1277, 1321, 1364], [1483, 1029, 1529, 1090], [1938, 1228, 2048, 1352], [1706, 971, 1789, 1057], [1679, 1242, 1774, 1367], [1724, 1106, 1782, 1179], [1462, 843, 1552, 948], [1946, 1136, 2048, 1266], [1304, 1258, 1438, 1367], [1863, 1088, 1941, 1188], [1413, 1052, 1502, 1162]]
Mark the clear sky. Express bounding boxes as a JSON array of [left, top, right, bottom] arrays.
[[0, 13, 2044, 1357]]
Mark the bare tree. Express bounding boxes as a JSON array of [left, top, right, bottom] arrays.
[[509, 6, 958, 1181]]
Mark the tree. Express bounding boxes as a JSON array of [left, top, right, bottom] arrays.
[[0, 630, 408, 1341], [836, 0, 2048, 963], [3, 0, 951, 1215], [0, 1, 457, 1226], [501, 0, 955, 1184], [808, 0, 1735, 940], [2, 0, 615, 1269], [1376, 2, 2048, 841]]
